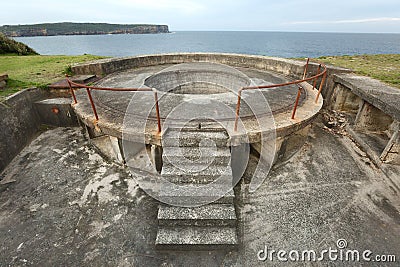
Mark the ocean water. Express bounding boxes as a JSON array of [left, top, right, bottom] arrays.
[[15, 31, 400, 58]]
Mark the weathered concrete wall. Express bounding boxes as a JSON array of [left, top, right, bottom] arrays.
[[0, 88, 78, 172], [331, 83, 363, 113], [35, 98, 79, 127], [331, 73, 400, 166], [72, 53, 304, 78], [334, 74, 400, 121], [145, 68, 250, 94], [0, 88, 46, 172]]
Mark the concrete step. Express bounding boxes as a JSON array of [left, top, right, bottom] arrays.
[[158, 204, 236, 227], [162, 147, 231, 166], [156, 127, 237, 250], [156, 226, 238, 250], [162, 130, 229, 147], [158, 183, 235, 205], [161, 164, 232, 184]]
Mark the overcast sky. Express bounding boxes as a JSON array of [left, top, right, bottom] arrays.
[[2, 0, 400, 33]]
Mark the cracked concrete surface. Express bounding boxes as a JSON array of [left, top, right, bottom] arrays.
[[0, 124, 399, 266], [239, 122, 400, 266]]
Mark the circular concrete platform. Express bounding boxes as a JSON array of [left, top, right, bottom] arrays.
[[71, 53, 323, 145]]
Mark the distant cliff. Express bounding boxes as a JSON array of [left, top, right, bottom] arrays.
[[0, 33, 38, 55], [0, 23, 170, 37]]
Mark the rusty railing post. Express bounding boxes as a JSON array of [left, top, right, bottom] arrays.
[[66, 77, 77, 104], [86, 88, 99, 121], [302, 58, 310, 79], [153, 91, 162, 133], [291, 85, 303, 120], [312, 64, 321, 90], [316, 71, 327, 103], [234, 90, 242, 132]]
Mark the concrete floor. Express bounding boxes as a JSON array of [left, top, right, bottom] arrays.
[[0, 122, 399, 266]]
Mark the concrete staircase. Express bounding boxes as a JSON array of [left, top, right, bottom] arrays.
[[156, 126, 238, 250]]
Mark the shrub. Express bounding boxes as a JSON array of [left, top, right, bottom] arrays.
[[0, 33, 38, 55]]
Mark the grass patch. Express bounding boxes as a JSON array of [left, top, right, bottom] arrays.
[[316, 54, 400, 89], [0, 54, 107, 99]]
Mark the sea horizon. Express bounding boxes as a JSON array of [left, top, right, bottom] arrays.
[[12, 29, 400, 35], [14, 31, 400, 58]]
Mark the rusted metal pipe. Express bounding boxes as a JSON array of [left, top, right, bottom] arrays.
[[291, 85, 303, 120], [234, 59, 327, 128], [154, 91, 162, 133], [66, 78, 77, 104], [316, 71, 327, 103], [67, 79, 153, 92], [302, 58, 310, 79], [241, 65, 327, 91], [86, 88, 99, 121], [234, 90, 242, 132], [312, 64, 322, 90]]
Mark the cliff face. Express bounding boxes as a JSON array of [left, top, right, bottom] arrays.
[[0, 23, 170, 37]]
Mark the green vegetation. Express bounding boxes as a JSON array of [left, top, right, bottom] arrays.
[[0, 22, 169, 37], [317, 54, 400, 88], [0, 54, 107, 99], [0, 33, 38, 55]]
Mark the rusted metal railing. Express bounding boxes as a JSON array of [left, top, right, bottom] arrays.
[[67, 58, 327, 135], [234, 58, 327, 131], [66, 78, 162, 133], [292, 85, 304, 120]]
